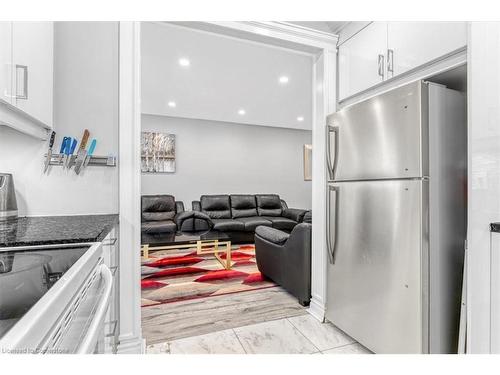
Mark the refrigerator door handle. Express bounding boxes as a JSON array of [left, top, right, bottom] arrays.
[[326, 185, 339, 264], [326, 125, 339, 181]]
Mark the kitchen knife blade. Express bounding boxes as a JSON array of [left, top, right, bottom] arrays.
[[74, 129, 90, 175], [65, 138, 78, 169], [43, 131, 56, 173], [83, 139, 97, 169], [58, 137, 70, 165]]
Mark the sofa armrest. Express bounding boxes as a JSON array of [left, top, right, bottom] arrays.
[[280, 199, 289, 210], [175, 210, 214, 232], [255, 226, 290, 245], [282, 208, 308, 223], [174, 211, 192, 227], [175, 201, 185, 213], [192, 200, 201, 211]]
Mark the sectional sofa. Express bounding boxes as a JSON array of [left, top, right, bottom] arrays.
[[192, 194, 309, 243]]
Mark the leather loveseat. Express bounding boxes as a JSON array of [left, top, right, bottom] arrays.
[[192, 194, 308, 243], [141, 195, 185, 234], [254, 211, 312, 305]]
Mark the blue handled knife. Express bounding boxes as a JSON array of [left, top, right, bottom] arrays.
[[62, 137, 72, 168], [82, 139, 97, 170], [43, 131, 56, 173], [65, 138, 78, 169], [58, 137, 70, 165]]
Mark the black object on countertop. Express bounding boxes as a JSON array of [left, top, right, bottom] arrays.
[[492, 223, 500, 233], [0, 214, 118, 248]]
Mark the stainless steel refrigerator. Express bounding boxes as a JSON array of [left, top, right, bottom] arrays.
[[325, 80, 467, 354]]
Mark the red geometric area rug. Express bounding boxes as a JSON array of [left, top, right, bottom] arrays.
[[141, 244, 277, 307]]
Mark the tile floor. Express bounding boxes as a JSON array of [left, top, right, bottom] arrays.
[[146, 313, 372, 354]]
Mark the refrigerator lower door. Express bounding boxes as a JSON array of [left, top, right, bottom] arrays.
[[326, 179, 428, 354]]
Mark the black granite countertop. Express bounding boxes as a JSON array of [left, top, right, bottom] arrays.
[[492, 223, 500, 233], [0, 214, 118, 248]]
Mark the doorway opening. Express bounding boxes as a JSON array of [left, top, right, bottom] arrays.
[[136, 22, 334, 351]]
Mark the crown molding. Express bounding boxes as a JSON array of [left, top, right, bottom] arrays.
[[241, 21, 339, 49], [170, 21, 338, 53]]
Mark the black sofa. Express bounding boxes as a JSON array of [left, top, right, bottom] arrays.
[[192, 194, 308, 243], [141, 195, 186, 234], [254, 211, 312, 305]]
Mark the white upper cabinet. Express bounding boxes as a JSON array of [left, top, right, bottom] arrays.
[[387, 22, 467, 78], [0, 22, 13, 106], [0, 22, 54, 134], [12, 22, 54, 127], [338, 22, 388, 100], [338, 22, 468, 101]]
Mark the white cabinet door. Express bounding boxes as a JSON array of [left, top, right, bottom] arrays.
[[387, 22, 467, 78], [12, 22, 54, 127], [338, 22, 388, 100], [0, 22, 12, 105]]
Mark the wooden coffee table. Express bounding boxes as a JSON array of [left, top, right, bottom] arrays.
[[141, 231, 233, 270]]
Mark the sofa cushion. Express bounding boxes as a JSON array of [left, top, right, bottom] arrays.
[[142, 195, 176, 221], [212, 219, 245, 232], [230, 195, 258, 218], [255, 226, 290, 245], [237, 216, 272, 231], [200, 195, 231, 219], [141, 220, 177, 234], [260, 216, 297, 231], [256, 194, 282, 217]]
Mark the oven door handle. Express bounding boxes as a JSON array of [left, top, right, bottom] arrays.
[[77, 264, 113, 354]]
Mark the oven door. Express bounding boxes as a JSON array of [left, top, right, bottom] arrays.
[[55, 263, 113, 354], [0, 242, 113, 354]]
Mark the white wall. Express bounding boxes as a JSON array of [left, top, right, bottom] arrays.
[[141, 114, 312, 209], [0, 22, 119, 216], [467, 23, 500, 353]]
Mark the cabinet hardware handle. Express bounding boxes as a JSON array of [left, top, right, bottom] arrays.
[[15, 64, 28, 100], [387, 49, 394, 74], [377, 54, 384, 79]]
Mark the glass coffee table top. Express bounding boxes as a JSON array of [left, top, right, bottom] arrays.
[[141, 230, 233, 269], [141, 230, 230, 247]]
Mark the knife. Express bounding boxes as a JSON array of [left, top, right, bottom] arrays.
[[74, 129, 90, 174], [65, 138, 78, 169], [58, 137, 70, 165], [82, 139, 97, 170], [43, 131, 56, 173], [62, 137, 72, 168]]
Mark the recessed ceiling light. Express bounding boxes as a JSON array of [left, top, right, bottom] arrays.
[[279, 76, 289, 84], [238, 109, 246, 116], [297, 116, 304, 122], [178, 58, 190, 67], [167, 101, 176, 108]]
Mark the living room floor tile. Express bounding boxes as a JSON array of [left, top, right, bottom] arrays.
[[322, 343, 372, 354], [233, 318, 318, 354], [168, 329, 246, 354], [287, 314, 355, 351]]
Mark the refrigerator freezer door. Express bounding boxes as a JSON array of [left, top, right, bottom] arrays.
[[326, 179, 428, 353], [327, 81, 427, 181]]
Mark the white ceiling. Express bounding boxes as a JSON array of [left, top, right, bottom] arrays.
[[141, 22, 313, 131], [287, 21, 349, 34]]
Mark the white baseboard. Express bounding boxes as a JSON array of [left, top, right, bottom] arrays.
[[117, 335, 144, 354], [308, 297, 326, 322]]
